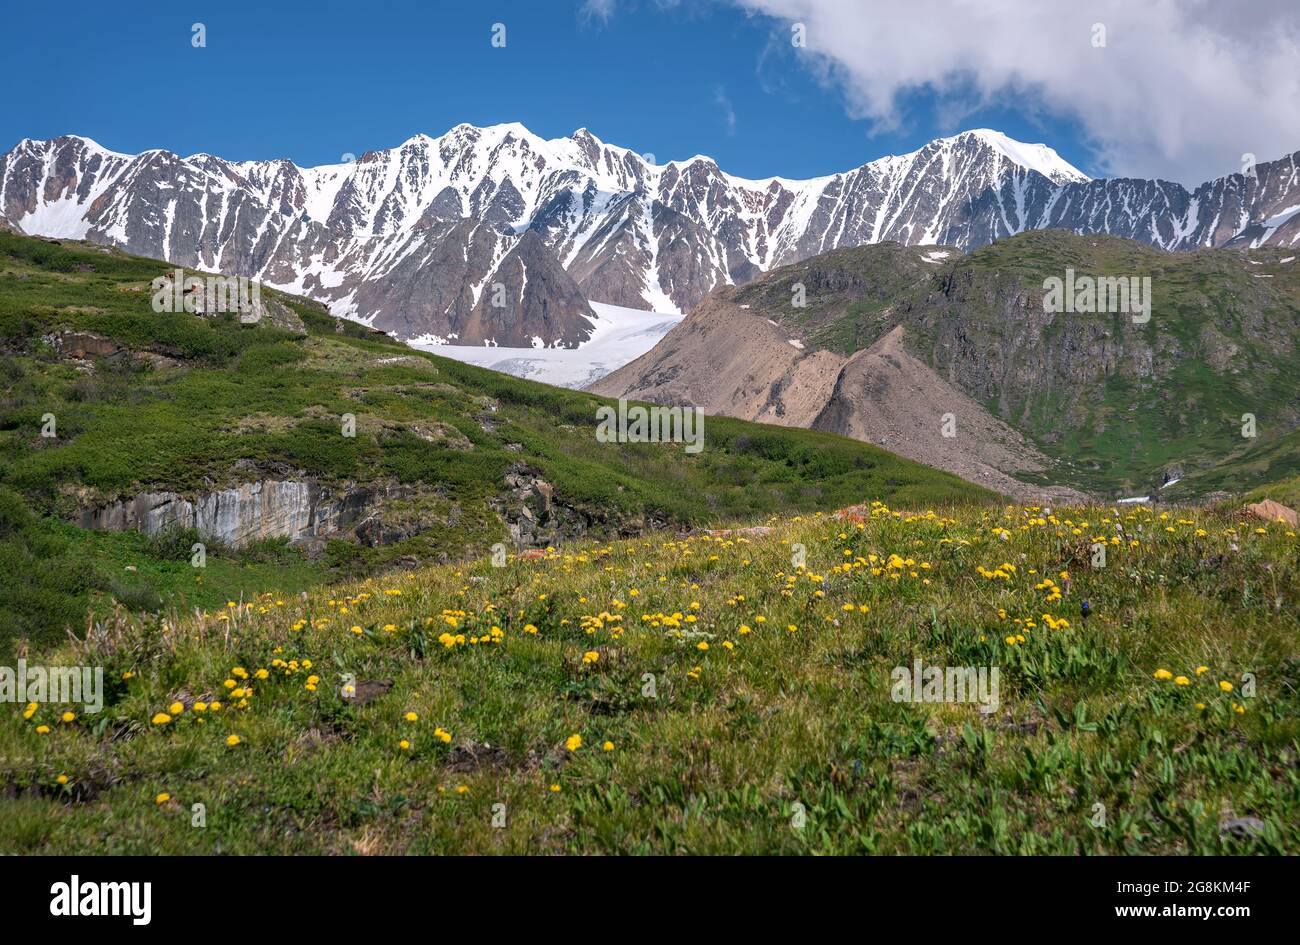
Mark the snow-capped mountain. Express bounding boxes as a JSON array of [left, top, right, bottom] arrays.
[[2, 123, 1298, 343]]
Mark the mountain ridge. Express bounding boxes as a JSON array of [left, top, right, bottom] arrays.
[[3, 123, 1298, 346], [591, 231, 1300, 500]]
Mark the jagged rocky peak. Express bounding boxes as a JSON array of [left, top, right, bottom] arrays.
[[2, 123, 1296, 342]]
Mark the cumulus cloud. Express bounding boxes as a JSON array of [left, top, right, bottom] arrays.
[[731, 0, 1300, 185]]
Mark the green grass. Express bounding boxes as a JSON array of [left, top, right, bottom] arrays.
[[2, 500, 1295, 854], [0, 496, 330, 645], [1240, 471, 1300, 510], [1174, 428, 1300, 502]]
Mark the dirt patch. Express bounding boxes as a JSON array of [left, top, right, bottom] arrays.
[[443, 741, 544, 774], [343, 679, 392, 707]]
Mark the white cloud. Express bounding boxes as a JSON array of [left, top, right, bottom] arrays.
[[728, 0, 1300, 185], [580, 0, 618, 22], [713, 85, 738, 135]]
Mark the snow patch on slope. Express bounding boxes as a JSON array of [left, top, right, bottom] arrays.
[[408, 300, 684, 388]]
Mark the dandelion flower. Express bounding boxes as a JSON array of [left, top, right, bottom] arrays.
[[1219, 680, 1233, 692], [405, 711, 419, 722], [566, 734, 582, 752], [602, 741, 615, 752], [155, 792, 171, 805], [226, 735, 241, 747], [56, 774, 69, 785]]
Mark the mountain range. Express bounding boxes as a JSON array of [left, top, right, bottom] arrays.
[[3, 123, 1299, 348]]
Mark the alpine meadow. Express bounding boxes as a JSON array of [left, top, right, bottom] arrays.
[[1, 1, 1298, 899]]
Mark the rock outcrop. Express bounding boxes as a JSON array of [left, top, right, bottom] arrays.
[[150, 270, 306, 334], [77, 479, 378, 548]]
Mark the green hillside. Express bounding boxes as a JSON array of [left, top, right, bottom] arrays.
[[0, 232, 993, 653], [728, 242, 947, 355], [737, 231, 1300, 499], [906, 232, 1300, 497]]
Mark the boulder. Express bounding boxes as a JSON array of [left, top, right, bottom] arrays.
[[1243, 499, 1298, 527]]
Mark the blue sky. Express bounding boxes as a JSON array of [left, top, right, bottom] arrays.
[[8, 1, 1297, 184], [1, 0, 1107, 179]]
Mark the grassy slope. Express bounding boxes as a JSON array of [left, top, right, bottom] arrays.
[[1, 501, 1295, 854], [728, 242, 946, 355], [1242, 470, 1300, 509], [721, 232, 1300, 499], [0, 232, 992, 653], [941, 233, 1300, 497], [1171, 428, 1300, 503]]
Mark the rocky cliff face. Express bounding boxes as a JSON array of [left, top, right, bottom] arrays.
[[73, 468, 650, 555], [76, 479, 378, 548], [4, 125, 1296, 343]]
